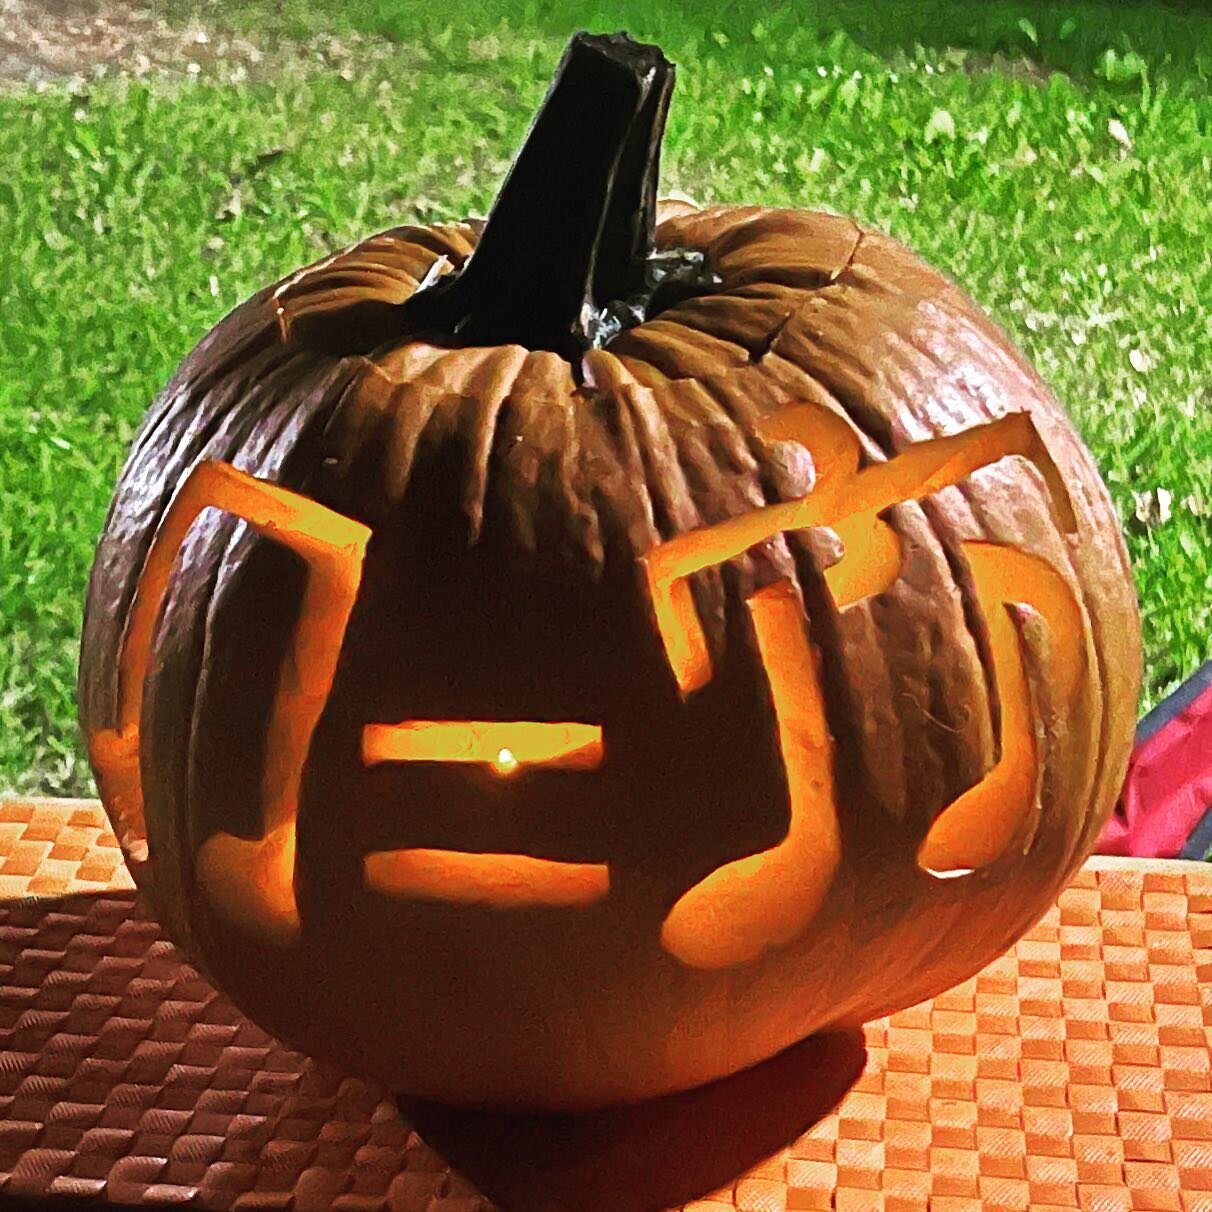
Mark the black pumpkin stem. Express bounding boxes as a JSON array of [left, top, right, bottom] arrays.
[[401, 31, 714, 366]]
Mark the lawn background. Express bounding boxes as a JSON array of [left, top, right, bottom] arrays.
[[1, 0, 1209, 796]]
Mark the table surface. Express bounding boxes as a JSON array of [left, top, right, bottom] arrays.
[[0, 796, 1209, 1212]]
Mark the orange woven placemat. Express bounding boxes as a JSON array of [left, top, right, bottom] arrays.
[[0, 797, 1209, 1212]]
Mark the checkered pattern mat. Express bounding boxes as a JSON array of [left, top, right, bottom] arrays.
[[0, 798, 1209, 1210]]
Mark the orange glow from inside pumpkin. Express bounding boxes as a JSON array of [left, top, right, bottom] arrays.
[[360, 720, 609, 907], [362, 720, 603, 772], [644, 402, 1084, 953], [916, 542, 1084, 874], [644, 405, 1073, 695], [661, 579, 842, 968], [95, 403, 1087, 959], [362, 850, 610, 908], [89, 460, 370, 944]]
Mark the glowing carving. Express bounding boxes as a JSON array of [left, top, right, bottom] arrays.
[[363, 850, 610, 908], [645, 404, 1083, 968], [95, 407, 1084, 958], [361, 720, 610, 907], [660, 579, 842, 967], [363, 720, 603, 772], [96, 460, 607, 931], [646, 406, 1073, 695], [916, 542, 1083, 873], [89, 461, 370, 944]]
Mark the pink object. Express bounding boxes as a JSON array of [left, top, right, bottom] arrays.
[[1098, 661, 1212, 858]]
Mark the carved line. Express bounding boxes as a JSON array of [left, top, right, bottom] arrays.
[[660, 579, 842, 967], [360, 720, 611, 906], [89, 460, 370, 944], [645, 406, 1075, 694], [918, 541, 1084, 872], [644, 405, 1085, 968], [362, 720, 604, 773]]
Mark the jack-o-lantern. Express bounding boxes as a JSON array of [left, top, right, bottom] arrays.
[[80, 33, 1140, 1110]]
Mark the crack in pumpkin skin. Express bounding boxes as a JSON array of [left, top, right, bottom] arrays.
[[79, 198, 1140, 1108], [748, 229, 1121, 883]]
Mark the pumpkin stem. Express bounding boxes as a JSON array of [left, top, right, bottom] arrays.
[[401, 32, 712, 365]]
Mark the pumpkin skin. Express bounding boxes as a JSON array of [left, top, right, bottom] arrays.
[[79, 40, 1140, 1111]]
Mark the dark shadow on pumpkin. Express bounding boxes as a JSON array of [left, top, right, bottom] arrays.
[[402, 1027, 867, 1212]]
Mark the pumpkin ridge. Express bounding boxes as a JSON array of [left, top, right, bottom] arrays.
[[649, 292, 799, 361], [601, 221, 863, 389], [931, 481, 1010, 744], [159, 287, 285, 399], [775, 525, 872, 834], [124, 301, 278, 469], [891, 495, 999, 822], [743, 219, 863, 361], [459, 345, 533, 542], [1060, 544, 1115, 866], [613, 355, 670, 389], [138, 377, 331, 954], [894, 506, 992, 826], [653, 205, 772, 258], [416, 346, 503, 395], [388, 222, 478, 264], [859, 589, 930, 828], [583, 381, 662, 556], [697, 362, 837, 522], [606, 318, 752, 380], [312, 357, 403, 494], [274, 230, 473, 357], [490, 350, 595, 561], [176, 360, 366, 947], [615, 385, 704, 545], [115, 297, 285, 503], [766, 314, 897, 456], [818, 557, 908, 826], [482, 364, 610, 568], [618, 382, 766, 662], [80, 336, 315, 727], [376, 380, 447, 508], [666, 205, 765, 245], [918, 492, 1001, 766], [364, 339, 458, 386]]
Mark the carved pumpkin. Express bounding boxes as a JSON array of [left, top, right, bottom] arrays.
[[79, 33, 1140, 1110]]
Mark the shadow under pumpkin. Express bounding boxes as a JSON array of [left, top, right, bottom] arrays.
[[0, 886, 868, 1212]]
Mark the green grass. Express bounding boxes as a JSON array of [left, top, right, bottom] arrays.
[[1, 0, 1209, 797]]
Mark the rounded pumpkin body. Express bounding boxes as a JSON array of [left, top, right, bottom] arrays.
[[80, 198, 1140, 1108]]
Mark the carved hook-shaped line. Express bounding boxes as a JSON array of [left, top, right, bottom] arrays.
[[90, 461, 370, 943]]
